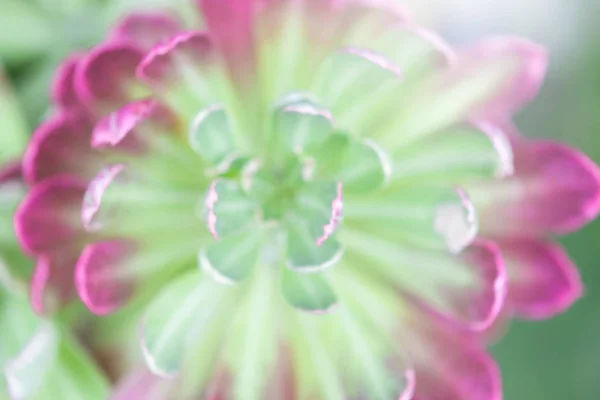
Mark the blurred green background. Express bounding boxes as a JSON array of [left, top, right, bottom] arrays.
[[1, 0, 599, 398]]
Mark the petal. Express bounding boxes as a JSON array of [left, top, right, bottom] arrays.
[[111, 369, 176, 400], [380, 37, 547, 151], [30, 252, 81, 315], [50, 54, 83, 109], [136, 31, 213, 90], [421, 240, 507, 331], [204, 370, 233, 400], [15, 177, 87, 255], [200, 0, 255, 79], [449, 239, 508, 329], [110, 12, 183, 51], [75, 240, 137, 315], [23, 111, 99, 184], [200, 229, 264, 284], [75, 41, 145, 112], [92, 99, 170, 151], [498, 238, 582, 319], [137, 31, 223, 118], [460, 37, 547, 119], [82, 164, 126, 232], [253, 0, 350, 104], [475, 138, 600, 236], [341, 230, 506, 331], [263, 347, 296, 400], [281, 268, 338, 314], [408, 316, 502, 400]]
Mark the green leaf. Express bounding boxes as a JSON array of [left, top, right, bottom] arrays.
[[293, 181, 343, 241], [0, 69, 29, 163], [230, 268, 277, 400], [0, 1, 56, 63], [292, 314, 345, 400], [281, 268, 337, 313], [311, 132, 391, 193], [335, 139, 391, 193], [345, 185, 478, 253], [392, 123, 514, 184], [202, 180, 259, 240], [285, 181, 344, 272], [200, 229, 264, 284], [189, 105, 237, 166], [335, 307, 413, 400], [14, 56, 56, 125], [311, 132, 352, 175], [31, 332, 110, 400], [140, 272, 223, 377], [271, 98, 333, 156], [1, 274, 107, 400], [0, 286, 39, 368], [286, 220, 343, 273], [4, 323, 59, 399], [312, 48, 402, 134], [379, 51, 529, 151]]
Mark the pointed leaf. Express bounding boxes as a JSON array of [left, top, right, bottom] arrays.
[[203, 179, 259, 240], [313, 48, 402, 133], [286, 220, 343, 273], [393, 122, 514, 184], [229, 268, 277, 400], [335, 139, 392, 193], [293, 314, 345, 400], [272, 99, 334, 155], [140, 272, 222, 377], [4, 323, 58, 399], [293, 181, 344, 244], [200, 229, 264, 285], [345, 185, 478, 253], [281, 268, 337, 313], [312, 132, 392, 193], [336, 307, 416, 400], [311, 132, 352, 176], [0, 287, 39, 367], [380, 38, 546, 150], [34, 333, 110, 400], [189, 105, 237, 165]]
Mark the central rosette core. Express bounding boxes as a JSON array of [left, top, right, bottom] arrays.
[[190, 94, 390, 310]]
